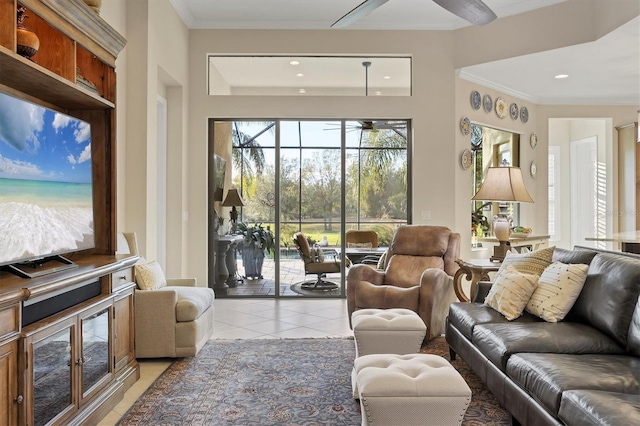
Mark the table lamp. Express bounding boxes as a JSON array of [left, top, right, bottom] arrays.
[[472, 167, 533, 261], [221, 188, 246, 234]]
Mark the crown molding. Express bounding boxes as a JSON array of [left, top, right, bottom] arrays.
[[458, 69, 540, 104], [169, 0, 195, 28]]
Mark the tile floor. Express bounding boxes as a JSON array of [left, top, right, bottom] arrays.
[[98, 297, 352, 425]]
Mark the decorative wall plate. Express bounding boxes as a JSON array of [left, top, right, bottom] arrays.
[[483, 94, 493, 113], [520, 106, 529, 123], [470, 90, 481, 110], [530, 133, 538, 148], [460, 116, 471, 135], [510, 103, 518, 120], [495, 98, 507, 118], [530, 161, 538, 178], [461, 149, 473, 170]]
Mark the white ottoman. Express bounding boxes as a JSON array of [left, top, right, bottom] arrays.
[[351, 308, 427, 399], [352, 308, 426, 357], [355, 354, 471, 426]]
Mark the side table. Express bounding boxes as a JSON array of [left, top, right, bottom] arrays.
[[453, 259, 501, 302]]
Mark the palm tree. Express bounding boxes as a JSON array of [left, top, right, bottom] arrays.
[[231, 121, 273, 194]]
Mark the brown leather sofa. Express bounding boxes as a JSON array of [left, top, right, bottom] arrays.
[[446, 247, 640, 425], [347, 225, 460, 340]]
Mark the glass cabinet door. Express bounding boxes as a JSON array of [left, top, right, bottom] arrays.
[[32, 327, 73, 426], [80, 306, 112, 400]]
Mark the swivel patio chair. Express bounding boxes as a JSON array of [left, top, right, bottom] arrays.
[[293, 232, 342, 291]]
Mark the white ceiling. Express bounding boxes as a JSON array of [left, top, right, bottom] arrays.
[[170, 0, 640, 105]]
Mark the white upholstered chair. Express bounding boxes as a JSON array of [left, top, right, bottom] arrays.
[[117, 232, 214, 357]]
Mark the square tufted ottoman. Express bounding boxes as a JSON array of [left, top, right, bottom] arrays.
[[355, 353, 471, 426], [352, 308, 427, 357]]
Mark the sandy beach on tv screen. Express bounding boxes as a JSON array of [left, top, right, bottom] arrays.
[[0, 201, 94, 263]]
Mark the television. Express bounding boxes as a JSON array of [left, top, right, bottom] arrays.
[[0, 91, 95, 278]]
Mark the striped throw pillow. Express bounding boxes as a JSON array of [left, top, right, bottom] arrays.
[[494, 246, 555, 282], [526, 262, 589, 322], [485, 266, 540, 320]]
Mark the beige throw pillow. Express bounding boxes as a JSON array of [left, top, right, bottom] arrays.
[[485, 266, 539, 320], [526, 262, 589, 322], [134, 261, 167, 290], [494, 246, 555, 283]]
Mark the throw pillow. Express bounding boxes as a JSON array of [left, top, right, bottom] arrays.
[[526, 262, 589, 322], [494, 246, 555, 283], [485, 266, 540, 320], [134, 261, 167, 290]]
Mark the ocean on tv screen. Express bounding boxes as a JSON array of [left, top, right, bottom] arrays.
[[0, 91, 95, 265]]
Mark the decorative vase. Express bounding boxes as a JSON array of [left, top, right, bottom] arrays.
[[82, 0, 102, 14], [16, 6, 39, 60], [242, 248, 265, 280]]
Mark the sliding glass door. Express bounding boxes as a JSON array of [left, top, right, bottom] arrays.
[[210, 119, 409, 298]]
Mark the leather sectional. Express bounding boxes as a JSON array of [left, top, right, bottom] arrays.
[[446, 247, 640, 425]]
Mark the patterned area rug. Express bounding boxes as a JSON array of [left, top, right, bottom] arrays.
[[118, 337, 510, 425]]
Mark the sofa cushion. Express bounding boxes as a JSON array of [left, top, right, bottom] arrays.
[[473, 322, 625, 371], [559, 390, 640, 426], [552, 247, 597, 265], [569, 253, 640, 347], [506, 353, 640, 416], [448, 302, 540, 340], [161, 286, 214, 322], [385, 255, 444, 288], [354, 281, 420, 312], [526, 262, 589, 322], [484, 266, 539, 320], [134, 261, 167, 290], [627, 296, 640, 356]]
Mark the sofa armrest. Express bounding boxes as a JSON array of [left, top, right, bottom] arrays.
[[135, 289, 179, 357], [166, 278, 197, 287], [418, 268, 456, 340], [473, 281, 493, 303]]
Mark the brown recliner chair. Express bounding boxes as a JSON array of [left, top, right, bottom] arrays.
[[347, 225, 460, 341], [293, 232, 342, 290]]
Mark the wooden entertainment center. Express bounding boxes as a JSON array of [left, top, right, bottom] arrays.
[[0, 1, 139, 425]]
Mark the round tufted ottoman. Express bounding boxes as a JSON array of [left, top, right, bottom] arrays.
[[355, 353, 471, 426], [352, 308, 426, 358]]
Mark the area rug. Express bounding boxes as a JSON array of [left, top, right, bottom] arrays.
[[118, 337, 510, 425]]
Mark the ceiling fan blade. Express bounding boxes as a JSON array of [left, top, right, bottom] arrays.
[[432, 0, 497, 26], [331, 0, 389, 28]]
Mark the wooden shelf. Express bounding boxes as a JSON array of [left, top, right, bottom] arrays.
[[0, 45, 114, 110]]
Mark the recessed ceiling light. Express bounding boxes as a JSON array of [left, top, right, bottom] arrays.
[[298, 89, 306, 94], [375, 91, 382, 96], [383, 76, 391, 80], [290, 60, 300, 65], [296, 73, 304, 77], [555, 74, 569, 79]]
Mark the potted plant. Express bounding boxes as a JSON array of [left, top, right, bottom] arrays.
[[237, 222, 275, 279]]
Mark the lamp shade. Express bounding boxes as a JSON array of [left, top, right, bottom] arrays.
[[472, 167, 533, 203], [221, 188, 246, 207]]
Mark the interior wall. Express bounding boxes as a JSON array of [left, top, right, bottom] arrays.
[[188, 29, 458, 285], [455, 78, 538, 260], [119, 0, 189, 270]]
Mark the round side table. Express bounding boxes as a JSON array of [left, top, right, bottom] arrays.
[[453, 259, 501, 302]]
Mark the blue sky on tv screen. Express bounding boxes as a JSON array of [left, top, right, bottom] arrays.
[[0, 91, 92, 184]]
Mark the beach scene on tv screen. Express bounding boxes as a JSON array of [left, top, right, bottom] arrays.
[[0, 92, 95, 265]]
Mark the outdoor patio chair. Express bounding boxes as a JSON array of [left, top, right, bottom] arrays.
[[293, 232, 342, 291]]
